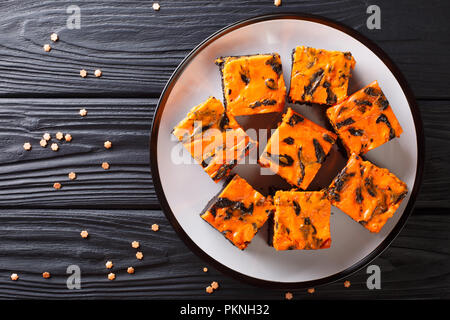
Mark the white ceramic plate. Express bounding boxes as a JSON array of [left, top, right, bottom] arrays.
[[150, 14, 424, 288]]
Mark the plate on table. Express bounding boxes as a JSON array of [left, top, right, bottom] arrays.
[[150, 13, 424, 288]]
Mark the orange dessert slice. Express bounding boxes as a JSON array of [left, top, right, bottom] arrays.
[[328, 153, 408, 233]]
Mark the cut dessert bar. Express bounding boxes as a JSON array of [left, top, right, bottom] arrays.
[[172, 96, 256, 182], [216, 54, 286, 116], [326, 80, 403, 155], [259, 107, 337, 190], [328, 153, 408, 233], [289, 46, 356, 105], [271, 190, 331, 250], [201, 175, 275, 250]]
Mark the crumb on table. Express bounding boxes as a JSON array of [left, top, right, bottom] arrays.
[[79, 108, 88, 117], [53, 182, 62, 190], [43, 44, 51, 52], [136, 251, 143, 260], [108, 272, 115, 280], [23, 142, 32, 151], [80, 69, 87, 78], [64, 133, 72, 142], [127, 267, 135, 274], [344, 280, 351, 288], [42, 272, 51, 279], [51, 143, 59, 151], [131, 241, 140, 249], [104, 141, 112, 149], [55, 132, 64, 140], [43, 133, 51, 141], [94, 69, 102, 77], [50, 33, 59, 42], [307, 288, 315, 294], [151, 224, 159, 232], [102, 162, 110, 170], [68, 172, 76, 180], [285, 292, 293, 300], [105, 261, 113, 269], [211, 281, 219, 290], [206, 286, 213, 294], [80, 230, 89, 238], [40, 139, 47, 147], [10, 273, 19, 281]]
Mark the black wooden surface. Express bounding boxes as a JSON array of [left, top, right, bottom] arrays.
[[0, 0, 449, 299]]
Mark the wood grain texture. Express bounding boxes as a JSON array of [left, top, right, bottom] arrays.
[[0, 0, 449, 98], [0, 98, 446, 209], [0, 99, 158, 208], [0, 208, 448, 299], [416, 100, 450, 208]]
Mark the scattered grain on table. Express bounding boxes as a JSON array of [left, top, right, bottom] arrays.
[[131, 241, 140, 249], [55, 132, 64, 140], [80, 230, 89, 238], [68, 172, 77, 180], [64, 133, 72, 142], [23, 142, 31, 151], [50, 33, 58, 42], [80, 69, 87, 78]]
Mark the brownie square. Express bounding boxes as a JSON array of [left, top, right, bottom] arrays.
[[289, 46, 355, 105], [326, 80, 403, 155], [272, 190, 331, 250], [328, 153, 408, 233], [216, 54, 286, 116], [259, 107, 337, 190], [201, 175, 275, 250], [172, 96, 256, 182]]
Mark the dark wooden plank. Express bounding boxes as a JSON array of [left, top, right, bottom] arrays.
[[416, 100, 450, 208], [0, 98, 158, 208], [0, 208, 447, 299], [0, 0, 448, 98], [0, 98, 446, 209]]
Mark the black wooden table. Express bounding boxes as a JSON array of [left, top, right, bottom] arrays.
[[0, 0, 448, 300]]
